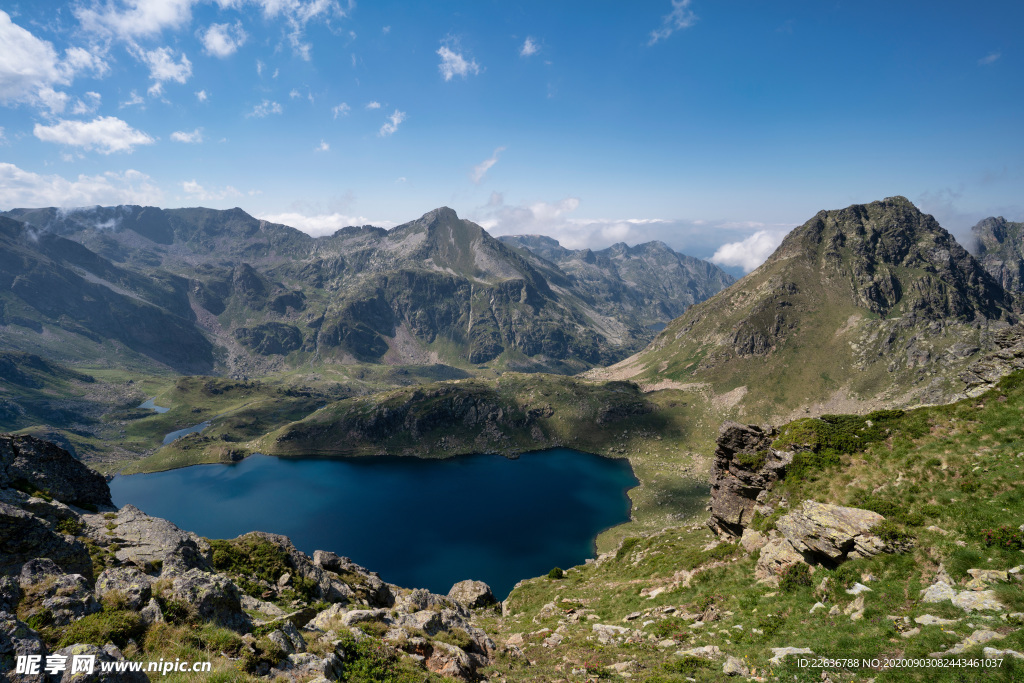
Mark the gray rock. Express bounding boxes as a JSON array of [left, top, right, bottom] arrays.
[[921, 582, 957, 603], [915, 614, 959, 626], [769, 647, 814, 665], [139, 598, 164, 626], [0, 503, 93, 578], [0, 611, 48, 683], [170, 569, 251, 632], [723, 655, 750, 676], [706, 422, 790, 536], [933, 629, 1004, 656], [0, 576, 20, 613], [952, 590, 1005, 613], [984, 647, 1024, 660], [677, 645, 722, 660], [268, 621, 306, 655], [0, 435, 112, 508], [425, 641, 474, 681], [754, 536, 805, 581], [776, 501, 887, 562], [447, 580, 497, 609], [19, 561, 99, 626], [87, 505, 211, 574], [94, 567, 152, 610], [740, 528, 767, 553]]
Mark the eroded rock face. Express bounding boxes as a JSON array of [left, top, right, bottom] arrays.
[[94, 567, 153, 611], [776, 501, 887, 562], [0, 503, 93, 578], [447, 580, 497, 609], [0, 611, 48, 683], [754, 537, 807, 582], [84, 505, 211, 574], [52, 643, 149, 683], [707, 422, 791, 536], [170, 569, 251, 632], [0, 435, 112, 509]]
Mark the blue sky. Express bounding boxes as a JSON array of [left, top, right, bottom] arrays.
[[0, 0, 1021, 271]]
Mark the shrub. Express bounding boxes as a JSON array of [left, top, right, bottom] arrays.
[[734, 449, 768, 471], [209, 536, 291, 584], [662, 656, 712, 673], [649, 618, 688, 640], [779, 563, 812, 593], [871, 520, 915, 547], [981, 526, 1024, 551], [334, 634, 397, 683], [616, 537, 641, 561], [55, 518, 83, 535], [55, 609, 146, 649], [547, 567, 564, 580], [432, 628, 473, 650], [356, 620, 390, 638]]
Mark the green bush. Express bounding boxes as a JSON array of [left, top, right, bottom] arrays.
[[616, 537, 641, 561], [55, 609, 146, 649], [334, 634, 398, 683], [432, 628, 474, 650], [734, 449, 767, 471], [356, 620, 390, 638], [779, 563, 812, 593], [981, 526, 1024, 551], [871, 520, 915, 547], [209, 536, 291, 584], [55, 518, 83, 535], [649, 618, 688, 640], [547, 567, 564, 580], [662, 656, 712, 673]]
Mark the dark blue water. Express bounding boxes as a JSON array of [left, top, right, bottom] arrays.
[[138, 398, 169, 414], [109, 450, 637, 598]]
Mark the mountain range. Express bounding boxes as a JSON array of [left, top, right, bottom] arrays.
[[0, 205, 733, 377]]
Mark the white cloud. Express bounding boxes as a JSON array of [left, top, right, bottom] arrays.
[[0, 127, 5, 143], [256, 59, 264, 76], [182, 179, 242, 201], [365, 100, 381, 109], [437, 44, 481, 81], [201, 21, 247, 58], [331, 102, 350, 118], [648, 0, 697, 45], [247, 99, 282, 117], [0, 162, 163, 207], [289, 88, 301, 98], [120, 90, 145, 108], [314, 139, 329, 152], [195, 89, 208, 101], [134, 46, 192, 96], [170, 128, 203, 143], [471, 146, 505, 184], [978, 51, 1001, 66], [70, 91, 102, 115], [710, 230, 785, 273], [34, 116, 155, 154], [520, 37, 538, 57], [258, 211, 394, 236], [382, 25, 390, 34], [75, 0, 195, 39], [0, 11, 108, 112], [378, 109, 405, 137]]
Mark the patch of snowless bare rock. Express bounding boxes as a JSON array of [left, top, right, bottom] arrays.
[[0, 434, 500, 682], [703, 421, 1024, 662]]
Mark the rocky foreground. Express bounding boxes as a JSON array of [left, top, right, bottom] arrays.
[[1, 433, 504, 682]]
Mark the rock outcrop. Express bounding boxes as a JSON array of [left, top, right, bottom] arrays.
[[0, 435, 111, 509], [0, 433, 499, 681], [707, 422, 791, 536]]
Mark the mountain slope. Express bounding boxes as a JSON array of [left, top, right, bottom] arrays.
[[590, 197, 1017, 417], [971, 216, 1024, 297], [0, 216, 214, 373], [499, 236, 734, 331], [2, 205, 731, 376]]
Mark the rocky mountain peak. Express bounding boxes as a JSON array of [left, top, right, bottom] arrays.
[[971, 216, 1024, 296]]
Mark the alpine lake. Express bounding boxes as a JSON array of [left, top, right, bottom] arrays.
[[110, 448, 638, 598]]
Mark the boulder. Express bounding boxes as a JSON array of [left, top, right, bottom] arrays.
[[740, 528, 767, 553], [140, 598, 164, 626], [268, 621, 306, 655], [707, 422, 791, 536], [94, 567, 152, 611], [170, 569, 251, 632], [0, 503, 93, 578], [0, 611, 48, 683], [448, 580, 497, 609], [952, 591, 1005, 613], [921, 582, 957, 603], [775, 501, 887, 562], [19, 560, 99, 626], [0, 435, 112, 508], [88, 505, 211, 574], [425, 641, 474, 681], [769, 647, 814, 665], [723, 655, 750, 676], [754, 537, 806, 581]]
